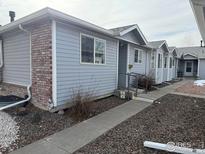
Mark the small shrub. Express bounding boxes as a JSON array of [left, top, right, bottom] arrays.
[[133, 75, 154, 91], [70, 90, 94, 121]]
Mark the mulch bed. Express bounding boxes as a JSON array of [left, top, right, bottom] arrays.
[[74, 94, 205, 154], [1, 96, 126, 154]]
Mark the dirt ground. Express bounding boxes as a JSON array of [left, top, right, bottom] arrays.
[[1, 96, 126, 154], [176, 81, 205, 95], [74, 94, 205, 154]]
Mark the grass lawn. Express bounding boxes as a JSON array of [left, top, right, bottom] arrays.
[[74, 94, 205, 154]]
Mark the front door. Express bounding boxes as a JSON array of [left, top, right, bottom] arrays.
[[184, 61, 193, 76]]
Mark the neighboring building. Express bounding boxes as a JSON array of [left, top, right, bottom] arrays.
[[190, 0, 205, 42], [177, 46, 205, 79], [110, 25, 152, 88], [147, 40, 176, 84]]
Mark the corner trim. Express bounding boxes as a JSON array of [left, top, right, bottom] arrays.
[[52, 20, 57, 107]]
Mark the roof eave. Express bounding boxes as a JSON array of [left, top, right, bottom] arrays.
[[0, 7, 113, 36], [116, 36, 152, 50], [119, 25, 148, 45]]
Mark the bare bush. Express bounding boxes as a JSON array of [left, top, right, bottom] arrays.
[[70, 90, 94, 121], [133, 74, 154, 92]]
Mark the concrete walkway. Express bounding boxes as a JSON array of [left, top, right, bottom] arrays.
[[11, 100, 152, 154], [136, 79, 190, 101]]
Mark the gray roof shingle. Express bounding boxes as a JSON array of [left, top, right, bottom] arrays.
[[147, 40, 165, 49], [177, 46, 205, 58], [109, 24, 137, 36]]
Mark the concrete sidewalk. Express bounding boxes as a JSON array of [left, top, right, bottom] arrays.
[[11, 100, 152, 154], [136, 79, 190, 101]]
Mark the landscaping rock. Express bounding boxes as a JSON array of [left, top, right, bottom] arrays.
[[0, 111, 19, 152], [58, 110, 64, 115]]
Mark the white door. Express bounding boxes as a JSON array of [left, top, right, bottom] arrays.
[[184, 61, 193, 76]]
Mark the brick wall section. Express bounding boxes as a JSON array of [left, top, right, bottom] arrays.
[[31, 19, 52, 110]]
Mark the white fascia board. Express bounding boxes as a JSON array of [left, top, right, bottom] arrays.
[[52, 20, 57, 107], [47, 8, 113, 36], [183, 53, 198, 58], [120, 25, 137, 36], [0, 7, 113, 36], [119, 25, 148, 45], [190, 0, 205, 41], [115, 36, 152, 50], [0, 8, 49, 34]]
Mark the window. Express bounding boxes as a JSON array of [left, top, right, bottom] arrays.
[[81, 34, 106, 64], [134, 49, 142, 63], [151, 52, 155, 68], [173, 59, 175, 66], [81, 35, 94, 63], [158, 54, 162, 68], [95, 39, 105, 64], [170, 57, 172, 68], [164, 56, 167, 68]]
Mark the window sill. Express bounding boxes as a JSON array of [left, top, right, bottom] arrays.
[[80, 62, 106, 66]]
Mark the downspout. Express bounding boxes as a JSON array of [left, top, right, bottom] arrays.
[[0, 40, 3, 83], [144, 141, 205, 154], [0, 40, 3, 68], [145, 50, 147, 75], [0, 24, 32, 110]]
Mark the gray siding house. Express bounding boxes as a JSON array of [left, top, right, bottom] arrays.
[[177, 47, 205, 79], [147, 40, 176, 84], [0, 7, 120, 110], [110, 25, 152, 89], [0, 7, 180, 111]]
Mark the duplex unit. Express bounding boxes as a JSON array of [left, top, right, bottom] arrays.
[[177, 46, 205, 79], [0, 7, 177, 110]]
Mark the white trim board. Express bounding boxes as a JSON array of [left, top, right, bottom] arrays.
[[120, 25, 148, 45], [52, 20, 57, 107]]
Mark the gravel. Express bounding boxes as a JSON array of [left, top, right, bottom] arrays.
[[1, 96, 126, 154], [74, 94, 205, 154], [0, 112, 19, 153]]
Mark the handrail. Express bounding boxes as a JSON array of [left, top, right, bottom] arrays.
[[119, 72, 150, 100]]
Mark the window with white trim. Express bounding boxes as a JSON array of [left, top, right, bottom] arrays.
[[81, 34, 106, 64], [134, 49, 142, 63], [151, 52, 155, 68]]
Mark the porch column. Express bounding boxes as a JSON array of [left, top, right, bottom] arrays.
[[155, 50, 158, 82], [197, 58, 200, 78]]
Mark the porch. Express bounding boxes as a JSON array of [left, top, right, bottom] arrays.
[[177, 59, 198, 77]]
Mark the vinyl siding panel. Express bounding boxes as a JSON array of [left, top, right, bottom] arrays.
[[128, 44, 146, 75], [199, 59, 205, 79], [2, 30, 30, 86], [56, 22, 118, 105], [121, 31, 140, 44]]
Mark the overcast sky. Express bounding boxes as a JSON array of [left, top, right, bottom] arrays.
[[0, 0, 202, 47]]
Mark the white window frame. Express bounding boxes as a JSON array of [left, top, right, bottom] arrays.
[[158, 53, 162, 68], [134, 49, 142, 64], [80, 33, 106, 65]]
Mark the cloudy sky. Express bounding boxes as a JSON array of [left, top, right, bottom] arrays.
[[0, 0, 202, 47]]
